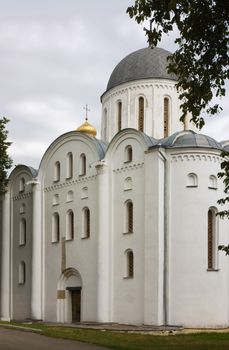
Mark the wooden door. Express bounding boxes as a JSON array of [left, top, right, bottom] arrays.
[[72, 290, 81, 322]]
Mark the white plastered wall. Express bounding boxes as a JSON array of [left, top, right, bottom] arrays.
[[101, 79, 198, 142], [40, 133, 102, 323], [168, 149, 229, 327]]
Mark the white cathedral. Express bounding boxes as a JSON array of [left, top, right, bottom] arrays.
[[1, 47, 229, 328]]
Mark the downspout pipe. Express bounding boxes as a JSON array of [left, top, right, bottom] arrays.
[[158, 147, 168, 326]]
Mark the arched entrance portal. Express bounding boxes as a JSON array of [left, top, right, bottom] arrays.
[[57, 268, 82, 323]]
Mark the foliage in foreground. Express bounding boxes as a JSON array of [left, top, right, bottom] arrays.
[[0, 117, 12, 193], [1, 322, 229, 350], [127, 0, 229, 128]]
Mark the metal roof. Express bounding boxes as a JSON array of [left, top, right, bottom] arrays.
[[105, 47, 177, 93], [159, 130, 222, 150]]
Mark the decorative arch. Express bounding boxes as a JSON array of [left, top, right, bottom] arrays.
[[81, 187, 88, 199], [209, 175, 217, 189], [124, 177, 132, 191], [57, 268, 82, 323], [20, 203, 26, 214], [186, 173, 198, 187], [67, 190, 74, 202], [53, 194, 59, 206]]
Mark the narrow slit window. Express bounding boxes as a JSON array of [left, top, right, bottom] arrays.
[[66, 152, 73, 179], [124, 200, 133, 233], [80, 154, 86, 176], [52, 212, 60, 243], [138, 97, 144, 132], [164, 97, 169, 137], [19, 178, 25, 193], [125, 250, 134, 278], [125, 145, 132, 163], [66, 210, 74, 240], [117, 101, 122, 132], [54, 161, 60, 182], [82, 207, 90, 238], [19, 261, 26, 284], [19, 218, 26, 246], [103, 108, 107, 140], [208, 208, 218, 270]]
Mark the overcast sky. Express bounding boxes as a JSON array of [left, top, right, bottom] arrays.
[[1, 0, 228, 170]]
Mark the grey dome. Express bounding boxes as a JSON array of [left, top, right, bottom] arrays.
[[106, 47, 177, 92], [220, 141, 229, 152], [160, 130, 222, 150]]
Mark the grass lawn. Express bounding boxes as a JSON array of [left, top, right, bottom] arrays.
[[1, 322, 229, 349]]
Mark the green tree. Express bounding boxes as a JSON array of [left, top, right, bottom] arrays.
[[127, 0, 229, 251], [0, 117, 12, 193], [127, 0, 229, 128]]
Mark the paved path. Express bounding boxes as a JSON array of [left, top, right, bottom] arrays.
[[0, 327, 110, 350]]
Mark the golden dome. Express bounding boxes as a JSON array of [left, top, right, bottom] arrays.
[[76, 118, 97, 137]]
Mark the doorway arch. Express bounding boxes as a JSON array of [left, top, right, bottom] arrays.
[[57, 267, 82, 323]]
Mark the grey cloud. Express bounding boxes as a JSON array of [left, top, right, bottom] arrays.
[[0, 0, 228, 170]]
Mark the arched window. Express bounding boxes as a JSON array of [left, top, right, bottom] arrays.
[[103, 108, 108, 140], [66, 152, 73, 179], [52, 212, 60, 243], [164, 97, 169, 137], [79, 153, 86, 176], [186, 173, 198, 187], [66, 210, 74, 240], [209, 175, 217, 189], [124, 200, 133, 234], [82, 207, 90, 238], [125, 145, 133, 163], [138, 97, 144, 132], [117, 101, 122, 132], [19, 178, 25, 192], [125, 250, 134, 278], [208, 208, 218, 270], [19, 261, 26, 284], [19, 203, 26, 214], [54, 161, 60, 182], [19, 218, 26, 246]]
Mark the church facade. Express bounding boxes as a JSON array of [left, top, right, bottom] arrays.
[[1, 47, 229, 328]]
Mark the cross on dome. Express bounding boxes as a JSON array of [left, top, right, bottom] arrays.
[[76, 104, 97, 137], [83, 104, 90, 121]]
